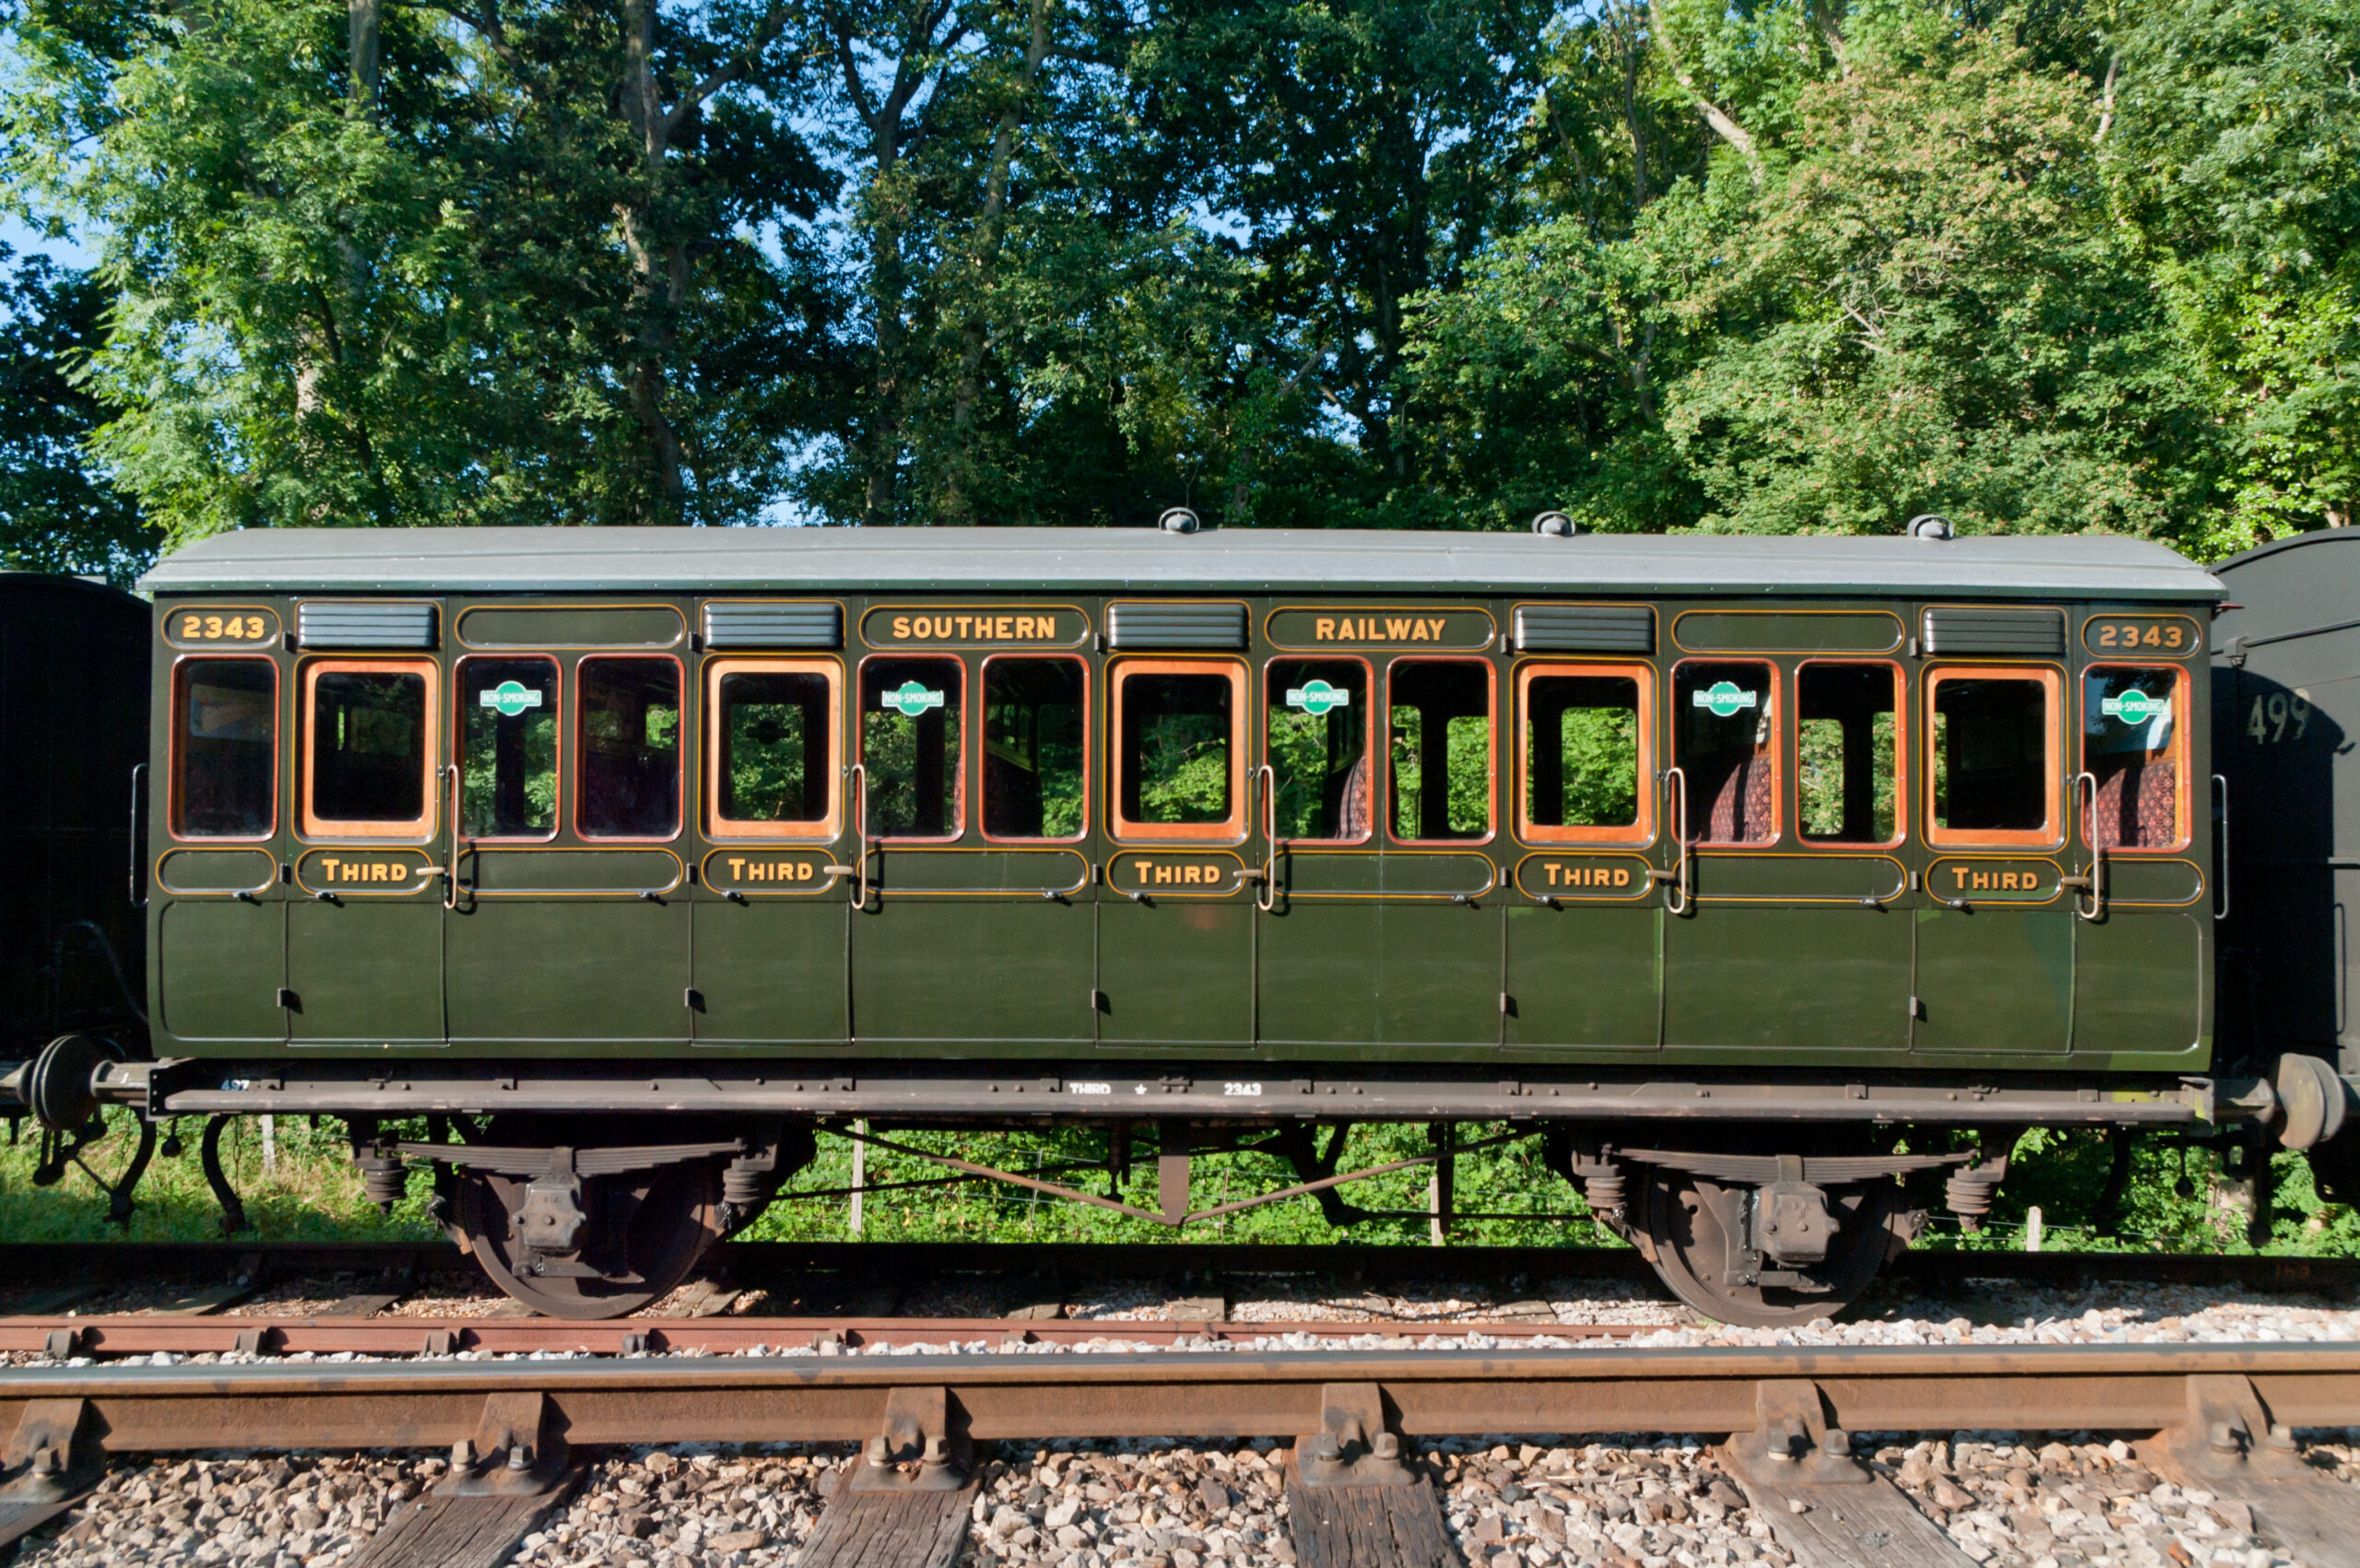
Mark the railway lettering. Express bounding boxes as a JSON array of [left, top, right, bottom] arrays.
[[1314, 616, 1450, 643], [861, 605, 1084, 648], [1265, 606, 1495, 651]]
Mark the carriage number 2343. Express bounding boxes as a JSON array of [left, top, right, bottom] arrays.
[[177, 613, 269, 642]]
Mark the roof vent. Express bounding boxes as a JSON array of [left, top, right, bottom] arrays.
[[1532, 511, 1577, 537], [1907, 513, 1955, 540], [1159, 507, 1201, 535]]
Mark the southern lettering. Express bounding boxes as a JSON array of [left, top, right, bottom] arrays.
[[887, 612, 1062, 643]]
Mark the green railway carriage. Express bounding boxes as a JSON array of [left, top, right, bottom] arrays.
[[20, 518, 2347, 1323]]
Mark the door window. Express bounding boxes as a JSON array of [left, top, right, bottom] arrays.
[[1388, 660, 1493, 843], [459, 657, 558, 841], [302, 660, 436, 839], [1518, 663, 1651, 844], [1927, 667, 2060, 847], [171, 658, 277, 840], [1112, 661, 1245, 841], [1673, 661, 1777, 846], [578, 657, 681, 840], [2083, 665, 2189, 850], [1798, 663, 1902, 845], [983, 657, 1086, 842], [862, 656, 964, 841], [709, 659, 839, 840], [1267, 659, 1371, 843]]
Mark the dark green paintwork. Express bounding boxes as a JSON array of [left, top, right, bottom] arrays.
[[143, 573, 2219, 1076]]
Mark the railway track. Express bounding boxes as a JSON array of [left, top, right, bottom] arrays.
[[3, 1341, 2358, 1568]]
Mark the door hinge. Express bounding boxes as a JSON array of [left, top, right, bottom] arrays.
[[683, 987, 704, 1011], [1909, 995, 1925, 1020], [275, 987, 297, 1009]]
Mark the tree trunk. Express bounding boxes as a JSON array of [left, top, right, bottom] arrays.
[[348, 0, 382, 120], [619, 0, 688, 522]]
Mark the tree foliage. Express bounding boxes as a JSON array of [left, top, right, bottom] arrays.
[[1, 0, 2355, 562]]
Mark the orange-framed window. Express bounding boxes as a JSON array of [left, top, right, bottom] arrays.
[[301, 658, 437, 841], [982, 654, 1086, 843], [2082, 663, 2190, 851], [457, 656, 559, 843], [1267, 657, 1372, 843], [1797, 661, 1904, 847], [171, 656, 277, 841], [577, 655, 682, 841], [1926, 666, 2062, 848], [1516, 661, 1653, 846], [707, 658, 841, 842], [1110, 658, 1245, 843], [1387, 658, 1494, 844], [1672, 659, 1778, 846], [861, 654, 964, 842]]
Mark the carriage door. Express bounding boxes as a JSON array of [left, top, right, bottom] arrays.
[[443, 617, 691, 1048], [848, 620, 1096, 1047], [154, 650, 286, 1045], [1912, 663, 2073, 1055], [284, 638, 446, 1044], [1098, 651, 1255, 1049], [1503, 660, 1662, 1052], [1662, 654, 1914, 1051], [2071, 652, 2205, 1059]]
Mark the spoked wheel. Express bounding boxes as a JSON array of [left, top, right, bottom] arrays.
[[1640, 1170, 1899, 1328], [454, 1117, 722, 1320]]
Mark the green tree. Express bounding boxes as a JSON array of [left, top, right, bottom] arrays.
[[0, 245, 158, 579]]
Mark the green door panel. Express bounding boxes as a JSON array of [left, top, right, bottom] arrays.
[[1666, 903, 1911, 1051], [1504, 903, 1659, 1051], [445, 901, 689, 1044], [2072, 911, 2206, 1063], [462, 848, 684, 895], [157, 900, 284, 1043], [1257, 901, 1380, 1044], [156, 850, 277, 894], [1912, 906, 2074, 1055], [692, 901, 847, 1045], [1371, 904, 1504, 1048], [853, 900, 1093, 1043], [1098, 899, 1252, 1048], [1281, 851, 1493, 898], [286, 898, 442, 1043]]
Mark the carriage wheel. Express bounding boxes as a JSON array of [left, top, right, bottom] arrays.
[[454, 1123, 721, 1319], [1638, 1168, 1899, 1328]]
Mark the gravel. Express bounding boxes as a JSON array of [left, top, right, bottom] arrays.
[[12, 1429, 2353, 1568]]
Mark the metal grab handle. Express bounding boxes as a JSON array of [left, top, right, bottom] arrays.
[[1251, 763, 1278, 912], [2072, 771, 2106, 922], [847, 763, 870, 910], [442, 763, 463, 910], [1660, 766, 1691, 916], [128, 763, 148, 908], [2212, 772, 2230, 920]]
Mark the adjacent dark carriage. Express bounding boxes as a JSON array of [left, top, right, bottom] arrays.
[[29, 519, 2338, 1320]]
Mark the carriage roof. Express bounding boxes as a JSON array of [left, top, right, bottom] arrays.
[[140, 525, 2223, 602]]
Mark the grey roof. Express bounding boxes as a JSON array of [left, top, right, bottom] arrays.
[[140, 525, 2224, 602]]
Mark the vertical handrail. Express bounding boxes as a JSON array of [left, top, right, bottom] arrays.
[[849, 762, 870, 911], [1252, 763, 1278, 911], [2072, 771, 2106, 922], [127, 764, 148, 908], [2212, 772, 2230, 920], [1661, 766, 1690, 916], [442, 763, 463, 910]]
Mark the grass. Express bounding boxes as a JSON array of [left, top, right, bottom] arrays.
[[6, 1108, 2357, 1260]]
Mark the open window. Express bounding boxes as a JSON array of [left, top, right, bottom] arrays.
[[301, 659, 436, 840], [1111, 660, 1245, 842], [2083, 665, 2189, 851], [1388, 660, 1493, 843], [1798, 662, 1901, 846], [578, 656, 681, 840], [862, 655, 963, 841], [1673, 660, 1777, 846], [1267, 659, 1370, 843], [983, 656, 1086, 842], [1517, 663, 1652, 845], [1927, 666, 2061, 848], [459, 657, 558, 842], [709, 659, 840, 841], [171, 657, 277, 841]]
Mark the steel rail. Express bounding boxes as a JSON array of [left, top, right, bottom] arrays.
[[0, 1315, 1642, 1360], [3, 1344, 2357, 1456]]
